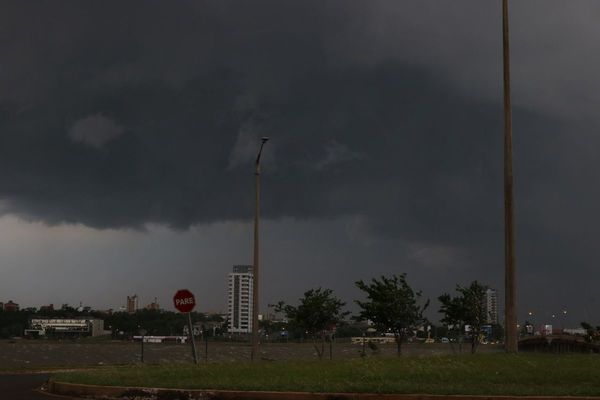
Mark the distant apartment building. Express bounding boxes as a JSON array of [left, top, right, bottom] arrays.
[[3, 300, 19, 312], [485, 288, 498, 325], [40, 304, 54, 312], [227, 265, 253, 334], [127, 295, 139, 314], [145, 298, 160, 311]]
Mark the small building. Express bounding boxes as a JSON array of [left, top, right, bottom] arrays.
[[132, 335, 188, 343], [563, 328, 587, 336], [145, 298, 160, 311], [183, 322, 203, 337], [25, 317, 108, 338]]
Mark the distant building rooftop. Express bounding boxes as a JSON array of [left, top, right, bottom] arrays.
[[232, 265, 253, 273]]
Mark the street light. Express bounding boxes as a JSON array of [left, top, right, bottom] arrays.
[[527, 311, 535, 335], [251, 136, 269, 361]]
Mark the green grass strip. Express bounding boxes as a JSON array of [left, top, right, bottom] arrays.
[[54, 354, 600, 396]]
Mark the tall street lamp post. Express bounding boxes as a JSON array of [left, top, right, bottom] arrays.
[[527, 311, 535, 335], [251, 137, 269, 361], [502, 0, 518, 353]]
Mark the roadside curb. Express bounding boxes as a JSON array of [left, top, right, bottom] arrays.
[[47, 380, 600, 400], [0, 368, 86, 375]]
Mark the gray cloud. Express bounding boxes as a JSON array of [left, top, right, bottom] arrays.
[[0, 2, 588, 246], [315, 141, 365, 171], [68, 114, 125, 148]]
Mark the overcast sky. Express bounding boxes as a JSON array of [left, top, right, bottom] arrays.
[[0, 1, 599, 326]]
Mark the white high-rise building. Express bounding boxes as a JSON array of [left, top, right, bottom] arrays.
[[485, 288, 498, 325], [227, 265, 254, 334]]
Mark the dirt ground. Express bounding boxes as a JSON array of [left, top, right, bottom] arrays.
[[0, 340, 502, 370], [0, 339, 504, 369]]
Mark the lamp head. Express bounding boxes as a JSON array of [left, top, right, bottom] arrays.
[[261, 136, 270, 143]]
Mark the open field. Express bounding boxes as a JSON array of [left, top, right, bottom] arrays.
[[0, 339, 502, 369], [53, 354, 600, 396]]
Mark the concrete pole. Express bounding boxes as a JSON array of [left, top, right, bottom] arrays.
[[502, 0, 518, 353], [187, 313, 198, 364], [251, 137, 268, 361]]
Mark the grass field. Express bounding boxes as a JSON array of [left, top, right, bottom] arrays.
[[54, 354, 600, 396]]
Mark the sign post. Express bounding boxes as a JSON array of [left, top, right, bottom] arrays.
[[173, 289, 198, 365]]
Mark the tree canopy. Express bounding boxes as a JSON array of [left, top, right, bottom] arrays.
[[273, 287, 348, 359], [355, 274, 429, 355], [438, 280, 488, 353]]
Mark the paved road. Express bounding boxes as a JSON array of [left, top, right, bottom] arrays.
[[0, 373, 77, 399]]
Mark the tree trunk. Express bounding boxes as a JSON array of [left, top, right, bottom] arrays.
[[395, 333, 403, 356], [312, 332, 325, 360], [471, 334, 478, 354]]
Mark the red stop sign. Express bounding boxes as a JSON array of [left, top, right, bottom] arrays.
[[173, 289, 196, 313]]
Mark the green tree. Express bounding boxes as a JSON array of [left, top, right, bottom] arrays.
[[274, 288, 348, 359], [355, 274, 429, 356], [0, 309, 30, 338], [438, 281, 487, 354], [335, 322, 364, 338], [259, 318, 288, 341]]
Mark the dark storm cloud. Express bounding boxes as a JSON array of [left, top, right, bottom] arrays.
[[1, 0, 600, 304]]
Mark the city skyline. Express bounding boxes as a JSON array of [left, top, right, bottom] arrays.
[[0, 1, 599, 327], [0, 278, 577, 329]]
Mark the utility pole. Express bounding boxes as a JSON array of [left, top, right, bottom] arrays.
[[502, 0, 518, 353], [251, 137, 269, 361]]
